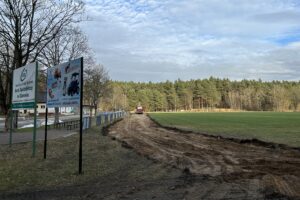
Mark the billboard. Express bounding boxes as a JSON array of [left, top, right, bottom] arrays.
[[46, 58, 82, 108], [12, 63, 37, 109]]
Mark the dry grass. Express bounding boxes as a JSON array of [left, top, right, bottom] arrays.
[[0, 126, 176, 193]]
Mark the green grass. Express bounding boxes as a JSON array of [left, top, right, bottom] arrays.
[[149, 112, 300, 147]]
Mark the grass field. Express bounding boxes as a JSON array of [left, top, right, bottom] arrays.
[[149, 112, 300, 147]]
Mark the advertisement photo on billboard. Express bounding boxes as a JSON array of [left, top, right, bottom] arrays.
[[46, 58, 82, 108]]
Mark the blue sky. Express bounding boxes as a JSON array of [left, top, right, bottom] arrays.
[[81, 0, 300, 82]]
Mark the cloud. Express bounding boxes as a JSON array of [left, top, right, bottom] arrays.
[[80, 0, 300, 82]]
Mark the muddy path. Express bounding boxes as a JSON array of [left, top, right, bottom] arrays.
[[108, 114, 300, 199]]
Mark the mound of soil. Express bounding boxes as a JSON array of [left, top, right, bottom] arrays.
[[108, 114, 300, 199]]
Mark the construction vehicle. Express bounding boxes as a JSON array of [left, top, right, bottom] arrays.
[[135, 106, 143, 114]]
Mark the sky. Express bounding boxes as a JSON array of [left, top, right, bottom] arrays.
[[80, 0, 300, 82]]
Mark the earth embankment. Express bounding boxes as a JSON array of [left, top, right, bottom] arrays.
[[108, 114, 300, 199]]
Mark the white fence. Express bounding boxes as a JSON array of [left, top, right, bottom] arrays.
[[95, 111, 126, 127]]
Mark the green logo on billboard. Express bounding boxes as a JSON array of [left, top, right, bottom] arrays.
[[20, 68, 27, 82]]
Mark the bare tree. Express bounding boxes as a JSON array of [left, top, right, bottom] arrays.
[[111, 85, 125, 111], [39, 26, 92, 124], [84, 65, 110, 116], [290, 86, 300, 111], [271, 85, 290, 111], [0, 38, 12, 129], [39, 26, 91, 67], [228, 90, 241, 110], [0, 0, 84, 130]]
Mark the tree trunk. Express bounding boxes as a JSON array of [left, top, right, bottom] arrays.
[[4, 111, 9, 132], [90, 106, 93, 117], [94, 104, 98, 116]]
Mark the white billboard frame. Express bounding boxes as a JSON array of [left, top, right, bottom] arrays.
[[46, 58, 82, 108], [12, 62, 38, 110]]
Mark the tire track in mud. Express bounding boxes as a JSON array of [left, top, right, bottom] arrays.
[[108, 114, 300, 199]]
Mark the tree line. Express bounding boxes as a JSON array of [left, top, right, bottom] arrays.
[[104, 78, 300, 112]]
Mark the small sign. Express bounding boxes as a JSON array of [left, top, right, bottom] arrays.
[[46, 58, 82, 108], [12, 63, 37, 110]]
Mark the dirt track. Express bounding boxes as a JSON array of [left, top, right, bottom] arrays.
[[109, 114, 300, 199]]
